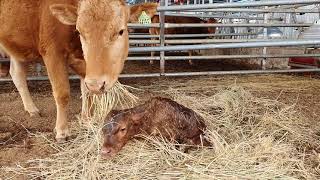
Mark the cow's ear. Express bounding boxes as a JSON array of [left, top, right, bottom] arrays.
[[50, 4, 78, 25]]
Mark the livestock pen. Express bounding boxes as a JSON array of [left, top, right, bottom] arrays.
[[1, 0, 320, 179]]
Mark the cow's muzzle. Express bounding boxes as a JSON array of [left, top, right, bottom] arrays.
[[84, 79, 105, 94]]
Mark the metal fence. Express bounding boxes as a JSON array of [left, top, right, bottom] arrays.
[[1, 0, 320, 81], [126, 0, 320, 77]]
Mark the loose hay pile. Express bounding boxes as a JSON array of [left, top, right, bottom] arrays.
[[2, 84, 320, 179]]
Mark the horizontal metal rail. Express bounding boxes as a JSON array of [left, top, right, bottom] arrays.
[[129, 40, 320, 52], [163, 69, 320, 76], [130, 39, 308, 45], [157, 0, 320, 11], [129, 33, 258, 39], [128, 23, 312, 28], [163, 54, 320, 60], [165, 13, 283, 21], [163, 23, 311, 28], [187, 8, 320, 13], [0, 69, 319, 82], [1, 54, 318, 63]]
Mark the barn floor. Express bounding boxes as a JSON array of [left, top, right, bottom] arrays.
[[1, 65, 320, 178]]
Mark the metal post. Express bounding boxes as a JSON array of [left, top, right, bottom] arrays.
[[159, 0, 166, 75], [35, 63, 42, 76], [262, 6, 268, 70]]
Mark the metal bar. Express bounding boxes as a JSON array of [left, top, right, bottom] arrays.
[[159, 0, 166, 75], [164, 12, 282, 21], [129, 33, 258, 38], [262, 7, 268, 70], [130, 39, 311, 45], [163, 23, 311, 28], [157, 0, 320, 11], [0, 74, 162, 82], [128, 23, 312, 28], [2, 54, 317, 63], [1, 68, 318, 82], [129, 40, 320, 52], [162, 69, 320, 76], [127, 56, 160, 61], [187, 8, 320, 13], [163, 54, 320, 60]]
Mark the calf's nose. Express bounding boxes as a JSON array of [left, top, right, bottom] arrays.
[[101, 147, 114, 157], [84, 79, 105, 93]]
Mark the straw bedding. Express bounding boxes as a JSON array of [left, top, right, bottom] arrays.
[[2, 80, 320, 179]]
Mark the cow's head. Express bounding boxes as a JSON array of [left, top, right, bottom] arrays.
[[50, 0, 130, 93]]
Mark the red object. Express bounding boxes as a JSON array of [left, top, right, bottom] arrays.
[[289, 57, 319, 67]]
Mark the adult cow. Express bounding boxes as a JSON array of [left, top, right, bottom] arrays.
[[0, 0, 130, 141]]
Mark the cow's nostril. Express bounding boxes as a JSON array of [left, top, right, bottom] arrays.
[[99, 81, 105, 91]]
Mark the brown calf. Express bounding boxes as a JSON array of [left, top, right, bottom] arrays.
[[150, 15, 217, 65], [0, 0, 129, 141], [101, 97, 209, 158], [128, 3, 217, 65]]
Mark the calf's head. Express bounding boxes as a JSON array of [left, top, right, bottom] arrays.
[[50, 0, 130, 93], [101, 109, 145, 158]]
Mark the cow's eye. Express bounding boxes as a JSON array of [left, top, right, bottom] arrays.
[[119, 29, 124, 36], [120, 127, 126, 132]]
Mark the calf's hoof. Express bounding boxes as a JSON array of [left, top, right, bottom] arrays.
[[149, 60, 154, 65], [55, 128, 71, 143], [188, 60, 194, 66]]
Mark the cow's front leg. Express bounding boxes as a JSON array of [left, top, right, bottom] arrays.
[[10, 58, 40, 116], [43, 52, 71, 142]]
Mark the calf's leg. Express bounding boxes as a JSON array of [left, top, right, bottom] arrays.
[[10, 58, 40, 117]]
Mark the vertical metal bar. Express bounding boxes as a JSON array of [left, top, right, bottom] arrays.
[[262, 6, 268, 70], [159, 0, 166, 75], [36, 63, 42, 76]]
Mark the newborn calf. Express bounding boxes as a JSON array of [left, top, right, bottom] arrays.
[[101, 97, 209, 158]]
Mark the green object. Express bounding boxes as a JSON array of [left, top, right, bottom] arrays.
[[138, 11, 151, 24]]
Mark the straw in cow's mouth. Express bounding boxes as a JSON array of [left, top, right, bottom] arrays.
[[82, 81, 140, 120]]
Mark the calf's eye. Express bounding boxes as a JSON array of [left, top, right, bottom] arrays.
[[120, 128, 126, 132]]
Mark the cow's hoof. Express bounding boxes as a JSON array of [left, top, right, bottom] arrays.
[[29, 111, 41, 117], [149, 60, 154, 65], [55, 129, 71, 143], [188, 60, 194, 66]]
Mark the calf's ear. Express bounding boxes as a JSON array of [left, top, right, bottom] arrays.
[[50, 4, 78, 25], [131, 109, 145, 123]]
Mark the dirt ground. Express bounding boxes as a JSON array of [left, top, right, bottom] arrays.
[[1, 60, 320, 178]]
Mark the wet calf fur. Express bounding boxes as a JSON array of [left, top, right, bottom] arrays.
[[101, 97, 209, 158]]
